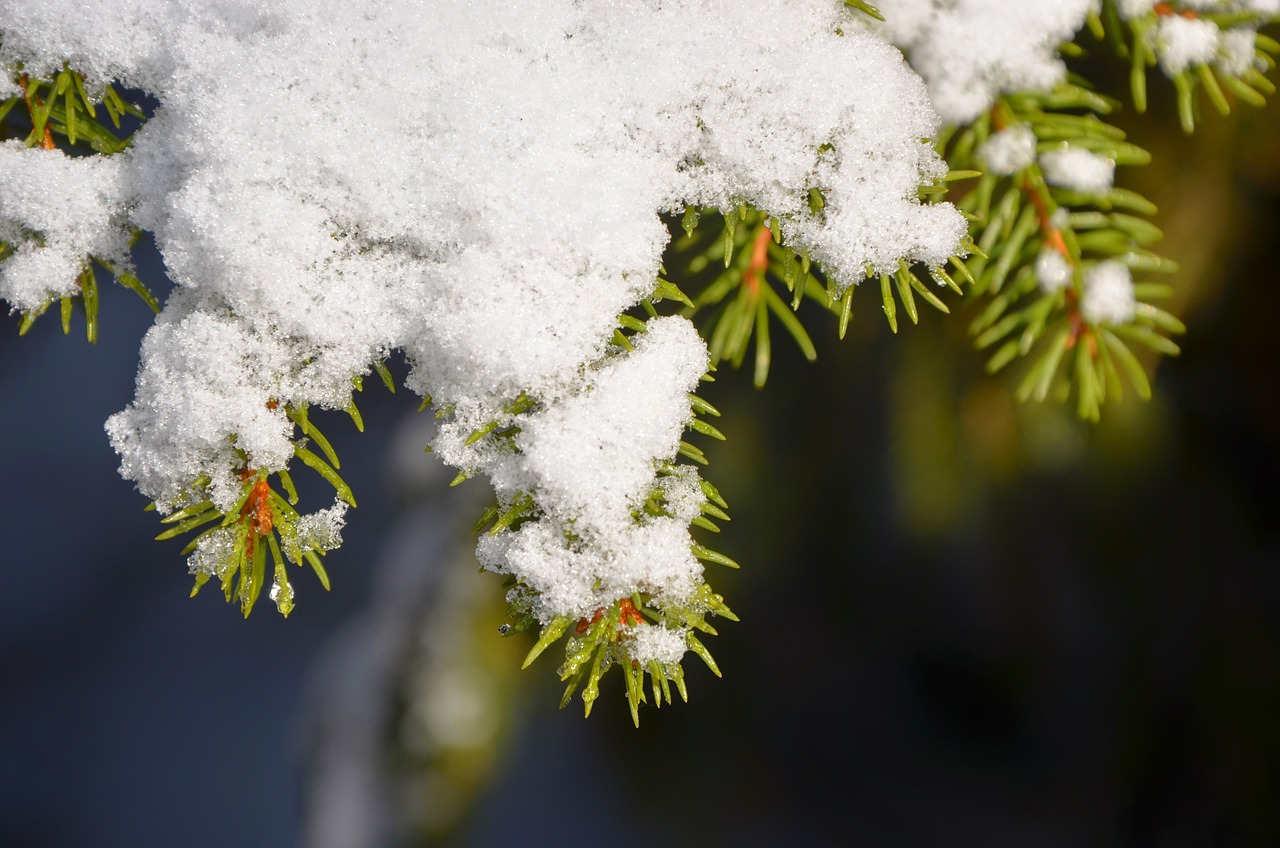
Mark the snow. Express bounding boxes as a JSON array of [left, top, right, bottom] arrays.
[[1082, 261, 1137, 325], [187, 527, 238, 580], [875, 0, 1099, 124], [1040, 146, 1116, 195], [463, 318, 709, 621], [0, 143, 132, 311], [512, 317, 706, 532], [629, 624, 689, 665], [1117, 0, 1158, 16], [1157, 15, 1221, 76], [0, 0, 970, 624], [7, 0, 1225, 633], [978, 125, 1038, 176], [103, 294, 299, 512], [1218, 29, 1260, 76], [1036, 249, 1074, 295], [286, 500, 349, 563], [1081, 0, 1274, 82]]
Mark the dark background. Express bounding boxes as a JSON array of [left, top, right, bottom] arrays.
[[2, 60, 1279, 848]]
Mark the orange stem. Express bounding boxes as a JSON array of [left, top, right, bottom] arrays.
[[575, 598, 645, 633], [238, 473, 275, 537], [742, 226, 772, 295], [1154, 2, 1198, 18]]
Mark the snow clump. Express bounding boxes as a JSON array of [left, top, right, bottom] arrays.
[[1157, 15, 1222, 75], [978, 124, 1038, 176], [1040, 146, 1116, 195], [0, 142, 131, 312], [1082, 261, 1138, 325], [629, 624, 691, 665], [1036, 250, 1074, 295], [875, 0, 1100, 124]]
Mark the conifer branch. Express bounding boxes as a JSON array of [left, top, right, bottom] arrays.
[[1, 1, 1277, 724], [1090, 0, 1280, 132], [941, 85, 1183, 421], [2, 66, 153, 340]]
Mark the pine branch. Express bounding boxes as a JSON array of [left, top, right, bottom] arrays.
[[1089, 0, 1280, 132], [468, 297, 739, 725], [3, 65, 154, 341], [156, 392, 378, 617], [942, 85, 1183, 421]]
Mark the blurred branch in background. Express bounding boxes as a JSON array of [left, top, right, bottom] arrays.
[[300, 414, 521, 847]]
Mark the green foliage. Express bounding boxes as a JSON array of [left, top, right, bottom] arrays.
[[943, 87, 1183, 422], [1089, 0, 1280, 132], [10, 244, 159, 342], [510, 584, 737, 727], [158, 393, 375, 618], [3, 63, 143, 152], [461, 293, 740, 724], [670, 197, 975, 388]]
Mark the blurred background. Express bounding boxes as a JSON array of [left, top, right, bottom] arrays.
[[2, 54, 1279, 848]]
